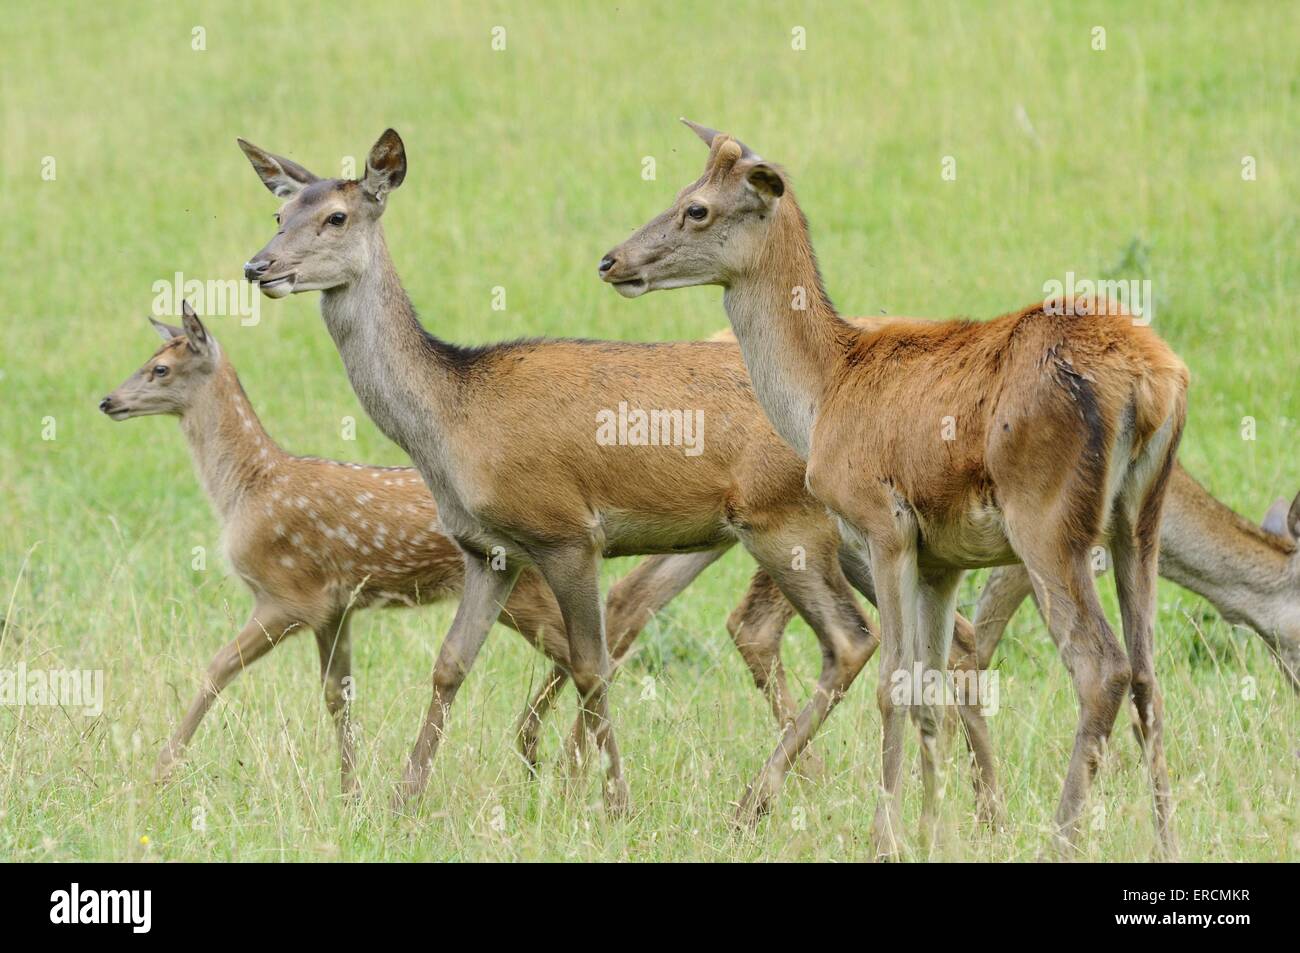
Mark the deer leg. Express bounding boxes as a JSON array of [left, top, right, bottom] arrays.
[[913, 568, 962, 853], [1009, 534, 1131, 856], [946, 612, 1003, 827], [494, 568, 572, 772], [156, 606, 300, 781], [394, 555, 521, 810], [958, 565, 1041, 827], [843, 542, 1002, 825], [960, 564, 1030, 824], [1112, 530, 1177, 859], [506, 550, 726, 772], [314, 613, 358, 798], [516, 665, 568, 773], [1112, 471, 1180, 859], [560, 548, 729, 770], [605, 549, 730, 665], [735, 541, 877, 824], [973, 564, 1035, 669], [725, 569, 821, 774], [861, 527, 921, 861], [535, 544, 628, 815]]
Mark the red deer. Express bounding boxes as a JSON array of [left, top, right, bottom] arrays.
[[102, 303, 1289, 828], [237, 130, 896, 817], [601, 122, 1189, 857]]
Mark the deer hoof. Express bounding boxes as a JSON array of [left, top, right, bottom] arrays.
[[796, 747, 827, 781], [870, 803, 903, 861], [604, 777, 631, 817], [153, 751, 180, 785], [732, 785, 774, 830]]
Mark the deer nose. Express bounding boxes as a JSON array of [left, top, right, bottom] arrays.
[[98, 397, 113, 413], [244, 259, 271, 281], [598, 254, 617, 275]]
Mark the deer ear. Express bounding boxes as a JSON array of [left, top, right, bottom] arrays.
[[1261, 496, 1296, 541], [149, 316, 184, 341], [237, 138, 320, 198], [361, 128, 407, 204], [180, 300, 209, 353], [681, 118, 759, 160], [681, 118, 724, 148], [745, 163, 785, 200]]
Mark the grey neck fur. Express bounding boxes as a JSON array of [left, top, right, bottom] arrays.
[[721, 199, 846, 459], [318, 229, 456, 499]]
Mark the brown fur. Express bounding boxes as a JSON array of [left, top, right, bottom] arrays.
[[813, 300, 1187, 568]]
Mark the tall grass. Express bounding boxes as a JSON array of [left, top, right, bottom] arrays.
[[0, 0, 1295, 860]]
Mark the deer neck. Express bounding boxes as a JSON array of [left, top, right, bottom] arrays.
[[179, 354, 285, 520], [722, 195, 848, 458], [1159, 468, 1299, 642], [318, 230, 458, 479]]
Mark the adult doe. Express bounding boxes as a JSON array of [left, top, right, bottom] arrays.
[[602, 122, 1189, 857], [238, 129, 890, 816]]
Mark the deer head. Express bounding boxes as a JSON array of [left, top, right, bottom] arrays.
[[599, 120, 787, 297], [99, 301, 216, 419], [240, 130, 407, 298], [1261, 493, 1300, 682]]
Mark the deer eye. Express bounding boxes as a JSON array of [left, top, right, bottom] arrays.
[[273, 212, 281, 225], [686, 204, 708, 222], [328, 212, 347, 226], [153, 365, 169, 378]]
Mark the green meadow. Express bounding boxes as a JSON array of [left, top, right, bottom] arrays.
[[0, 1, 1295, 861]]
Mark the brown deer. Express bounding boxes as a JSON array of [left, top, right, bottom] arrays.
[[236, 129, 894, 817], [601, 121, 1190, 857], [712, 322, 1300, 692], [98, 302, 727, 792]]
